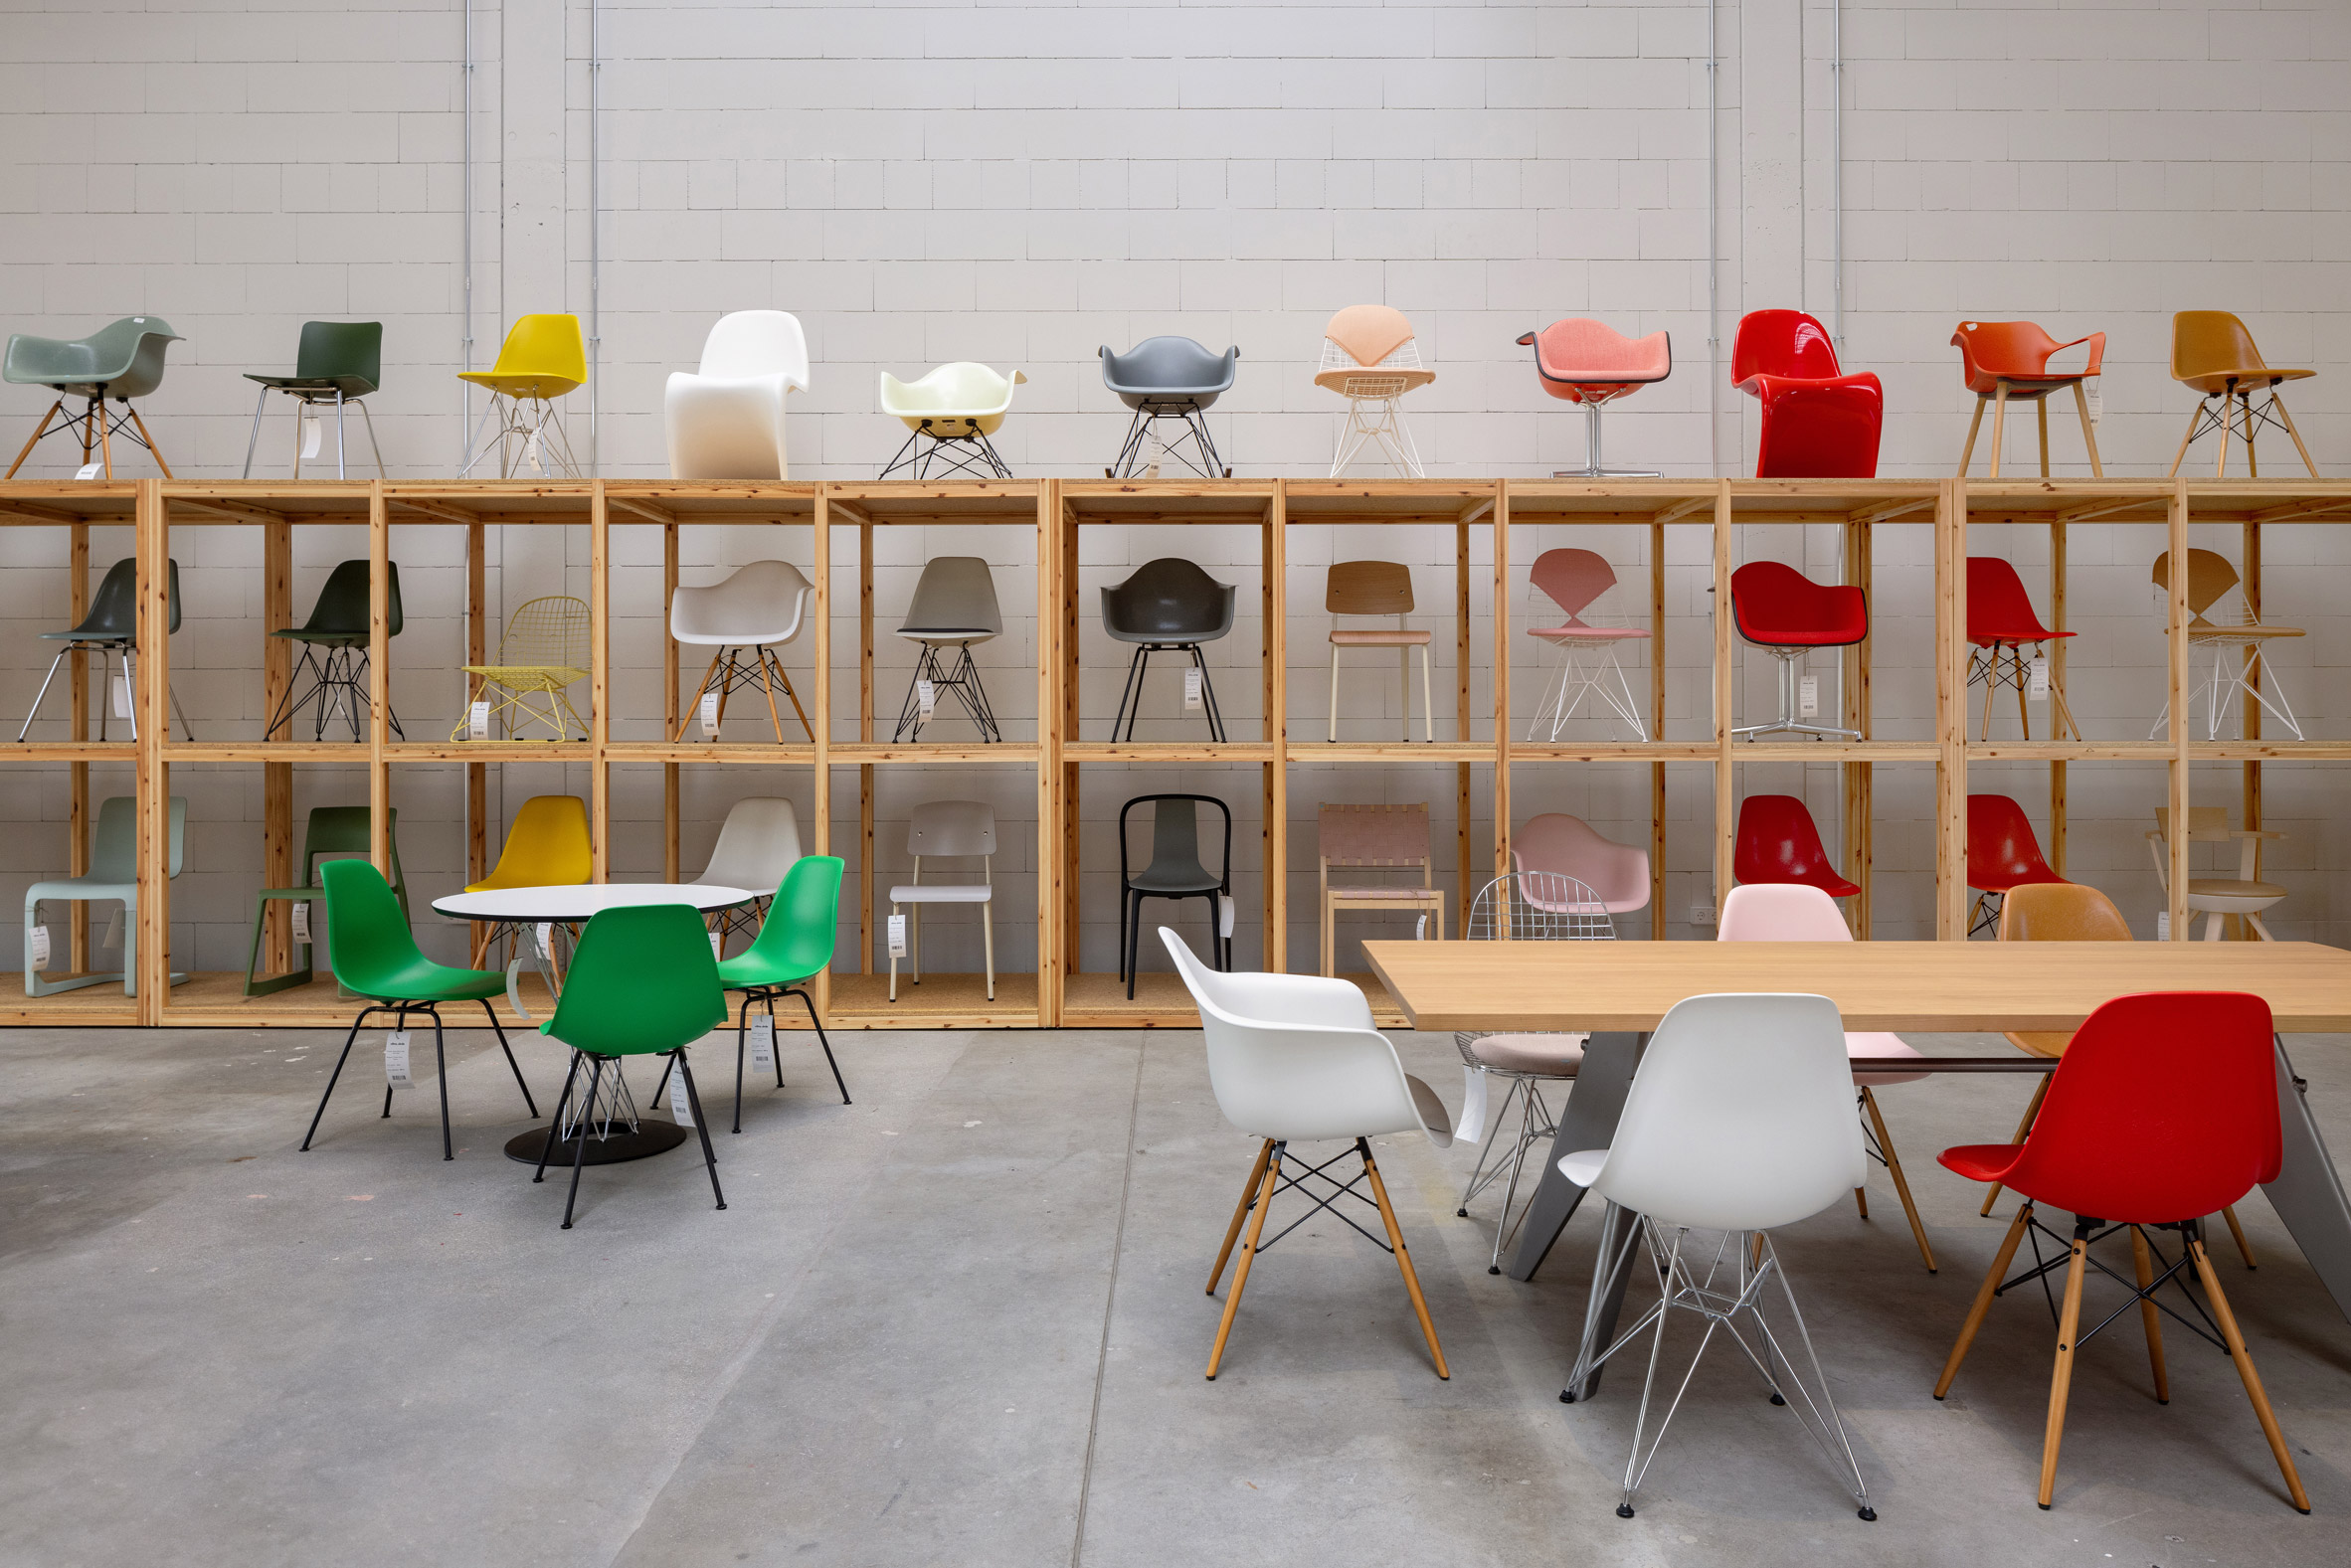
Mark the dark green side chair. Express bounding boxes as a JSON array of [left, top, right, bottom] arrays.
[[266, 559, 405, 742], [245, 806, 409, 996], [243, 321, 385, 479], [682, 855, 847, 1132], [4, 315, 181, 478], [302, 859, 538, 1161], [16, 556, 193, 743], [531, 904, 729, 1229]]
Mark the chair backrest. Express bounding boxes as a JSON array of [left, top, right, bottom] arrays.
[[1965, 557, 2052, 641], [301, 559, 403, 638], [2153, 805, 2235, 844], [1326, 560, 1413, 616], [542, 904, 727, 1058], [1160, 928, 1440, 1145], [1100, 558, 1235, 639], [737, 854, 843, 979], [74, 557, 180, 637], [1966, 794, 2057, 888], [1511, 812, 1649, 912], [1320, 802, 1430, 871], [1731, 309, 1843, 383], [2171, 311, 2267, 382], [697, 309, 810, 388], [1586, 992, 1865, 1231], [292, 321, 383, 391], [2000, 992, 2280, 1222], [1099, 336, 1239, 395], [1728, 560, 1867, 645], [1322, 305, 1416, 370], [1528, 548, 1618, 623], [669, 561, 812, 643], [302, 804, 401, 891], [1999, 881, 2131, 943], [1120, 793, 1231, 887], [879, 362, 1022, 417], [1718, 882, 1850, 943], [1520, 318, 1671, 383], [907, 799, 995, 860], [319, 858, 428, 995], [1466, 871, 1615, 942], [489, 314, 587, 383], [479, 794, 592, 888], [495, 596, 591, 669], [1732, 794, 1840, 890], [87, 794, 185, 883], [697, 797, 803, 890], [2150, 548, 2240, 623], [898, 557, 1002, 637]]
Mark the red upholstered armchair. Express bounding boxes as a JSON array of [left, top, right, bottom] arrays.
[[1732, 310, 1883, 478]]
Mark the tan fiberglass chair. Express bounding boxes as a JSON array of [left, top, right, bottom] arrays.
[[877, 362, 1025, 480], [2167, 311, 2319, 477], [2147, 548, 2304, 742], [1316, 305, 1434, 477]]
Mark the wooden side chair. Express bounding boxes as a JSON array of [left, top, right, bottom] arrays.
[[1318, 802, 1445, 977], [1325, 561, 1432, 743], [2149, 805, 2285, 943]]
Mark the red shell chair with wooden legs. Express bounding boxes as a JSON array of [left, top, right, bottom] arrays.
[[1932, 991, 2310, 1514], [1952, 320, 2107, 478], [1732, 309, 1883, 478], [1966, 558, 2078, 742], [1732, 794, 1859, 900], [1729, 561, 1867, 740], [1516, 319, 1670, 478], [1964, 793, 2069, 936]]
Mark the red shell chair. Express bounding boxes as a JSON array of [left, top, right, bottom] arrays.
[[1732, 309, 1883, 478], [1517, 319, 1670, 478], [1732, 794, 1859, 899], [1729, 560, 1868, 739], [1964, 793, 2068, 935], [1931, 991, 2309, 1514], [1952, 320, 2106, 478], [1966, 557, 2078, 741]]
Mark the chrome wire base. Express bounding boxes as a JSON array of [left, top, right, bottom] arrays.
[[1454, 1067, 1565, 1274]]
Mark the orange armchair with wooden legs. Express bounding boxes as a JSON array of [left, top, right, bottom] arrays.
[[1952, 320, 2105, 477], [2167, 311, 2320, 478]]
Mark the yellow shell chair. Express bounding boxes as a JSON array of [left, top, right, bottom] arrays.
[[876, 362, 1026, 479], [464, 793, 592, 969], [451, 596, 591, 742], [458, 314, 587, 477]]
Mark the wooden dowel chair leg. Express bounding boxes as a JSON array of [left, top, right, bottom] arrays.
[[1206, 1146, 1282, 1380], [2223, 1204, 2257, 1268], [1864, 1086, 1936, 1273], [2167, 404, 2201, 478], [126, 404, 172, 478], [2129, 1225, 2170, 1404], [2271, 391, 2320, 478], [2037, 1232, 2089, 1509], [1935, 1202, 2031, 1400], [1957, 397, 1985, 476], [2073, 380, 2104, 478], [2189, 1233, 2311, 1512], [1361, 1138, 1448, 1379], [1207, 1139, 1274, 1296], [6, 400, 63, 479], [1980, 1076, 2050, 1216]]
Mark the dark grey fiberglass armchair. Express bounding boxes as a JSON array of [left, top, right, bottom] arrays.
[[1099, 336, 1239, 479], [4, 316, 182, 479], [1101, 558, 1236, 742]]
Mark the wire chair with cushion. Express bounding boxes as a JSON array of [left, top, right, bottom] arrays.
[[1118, 794, 1233, 999], [1102, 558, 1237, 743], [1513, 812, 1650, 915], [242, 320, 386, 479], [2148, 805, 2286, 943], [669, 562, 814, 744], [1100, 336, 1240, 478], [244, 805, 409, 997], [453, 596, 591, 743], [2147, 549, 2304, 742], [458, 313, 587, 477], [877, 362, 1026, 479], [266, 560, 404, 743], [1317, 306, 1433, 477], [1325, 561, 1433, 743], [1932, 991, 2309, 1513], [1965, 793, 2070, 937], [5, 315, 181, 479], [1951, 319, 2106, 478], [888, 799, 997, 1003], [1966, 557, 2078, 741], [1733, 794, 1860, 900], [23, 795, 186, 998], [665, 309, 809, 480], [16, 556, 194, 743], [1517, 318, 1671, 477], [693, 797, 803, 955], [1453, 870, 1611, 1274], [2166, 311, 2319, 479], [1525, 548, 1651, 741], [1318, 802, 1446, 977], [893, 556, 1004, 744], [1729, 560, 1867, 740], [1161, 929, 1453, 1382]]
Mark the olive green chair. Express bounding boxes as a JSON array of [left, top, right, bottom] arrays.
[[4, 315, 182, 478], [16, 556, 194, 743], [266, 560, 405, 742], [531, 903, 729, 1228], [301, 859, 538, 1161], [23, 795, 187, 998], [243, 320, 386, 479], [244, 806, 409, 997]]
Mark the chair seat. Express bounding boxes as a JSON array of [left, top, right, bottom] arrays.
[[1749, 869, 1862, 900], [464, 663, 587, 684], [457, 371, 582, 399], [2186, 623, 2303, 643], [246, 374, 377, 397], [1127, 871, 1222, 896], [1848, 1030, 1929, 1088], [889, 883, 993, 904], [1315, 367, 1436, 395], [1972, 865, 2071, 895], [1537, 381, 1651, 405], [26, 877, 136, 905], [2177, 366, 2314, 397], [1329, 627, 1431, 646], [1967, 373, 2090, 396], [1528, 624, 1650, 643], [350, 958, 506, 1004], [2185, 879, 2285, 905], [2005, 1030, 2070, 1059], [895, 626, 998, 644], [1969, 626, 2074, 646], [38, 629, 133, 644], [271, 627, 368, 646], [716, 953, 820, 991], [1471, 1032, 1584, 1076], [1936, 1141, 2023, 1184], [1742, 624, 1866, 648], [1326, 885, 1444, 902]]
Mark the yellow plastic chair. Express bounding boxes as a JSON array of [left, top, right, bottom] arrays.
[[451, 597, 591, 742], [465, 793, 592, 967], [458, 315, 587, 477]]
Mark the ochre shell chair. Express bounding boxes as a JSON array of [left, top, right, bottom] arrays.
[[877, 362, 1026, 479], [1951, 320, 2105, 478], [2167, 311, 2319, 478], [1318, 305, 1432, 477], [1517, 318, 1670, 477], [1732, 310, 1882, 478], [4, 315, 181, 479], [458, 314, 588, 477]]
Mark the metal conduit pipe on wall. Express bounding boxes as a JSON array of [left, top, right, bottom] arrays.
[[588, 0, 602, 474], [1706, 0, 1720, 475]]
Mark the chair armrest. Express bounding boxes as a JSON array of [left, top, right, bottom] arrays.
[[1740, 371, 1884, 408], [2056, 331, 2106, 377]]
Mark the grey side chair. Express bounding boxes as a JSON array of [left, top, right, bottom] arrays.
[[894, 557, 1004, 743], [17, 557, 194, 743], [266, 560, 406, 742], [1118, 793, 1233, 998], [1101, 557, 1236, 742], [243, 320, 386, 479], [4, 316, 182, 479], [24, 794, 188, 997], [1099, 336, 1239, 478]]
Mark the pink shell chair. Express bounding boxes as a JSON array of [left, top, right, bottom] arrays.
[[1517, 318, 1671, 478], [1526, 548, 1649, 741], [1511, 813, 1650, 915]]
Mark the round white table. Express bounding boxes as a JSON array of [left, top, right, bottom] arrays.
[[432, 882, 759, 1167]]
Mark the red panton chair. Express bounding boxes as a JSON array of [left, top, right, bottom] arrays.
[[1965, 557, 2078, 741], [1517, 318, 1671, 478], [1952, 319, 2106, 478], [1732, 793, 1859, 899], [1729, 560, 1868, 740], [1732, 309, 1883, 478], [1964, 793, 2069, 935], [1932, 991, 2308, 1514]]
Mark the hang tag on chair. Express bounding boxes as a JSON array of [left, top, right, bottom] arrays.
[[384, 1030, 413, 1089], [750, 1013, 776, 1075], [698, 691, 720, 738], [2029, 658, 2050, 700], [523, 427, 545, 475], [111, 674, 132, 719], [75, 462, 102, 481], [1415, 914, 1429, 940], [709, 931, 723, 960], [668, 1056, 696, 1126], [1798, 675, 1819, 719], [2084, 378, 2103, 426], [27, 925, 50, 969], [1220, 899, 1235, 940], [916, 679, 937, 722], [468, 700, 490, 740], [291, 901, 311, 945], [300, 415, 323, 459], [1183, 667, 1204, 711], [2156, 911, 2171, 941], [101, 908, 122, 951], [535, 922, 554, 959], [887, 914, 908, 958]]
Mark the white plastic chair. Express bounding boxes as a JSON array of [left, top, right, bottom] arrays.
[[693, 797, 803, 954], [669, 560, 814, 744], [665, 310, 810, 480], [1718, 882, 1935, 1272], [889, 800, 995, 1002], [1160, 929, 1453, 1382], [1556, 991, 1876, 1521], [877, 362, 1026, 479], [893, 557, 1004, 743]]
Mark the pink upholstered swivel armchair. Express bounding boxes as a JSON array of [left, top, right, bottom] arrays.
[[1517, 319, 1671, 477]]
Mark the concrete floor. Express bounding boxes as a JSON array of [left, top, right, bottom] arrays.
[[4, 1021, 2348, 1568]]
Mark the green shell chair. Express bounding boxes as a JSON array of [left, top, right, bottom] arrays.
[[243, 321, 386, 479], [4, 316, 182, 478], [265, 560, 406, 742], [244, 805, 410, 997], [15, 557, 195, 744], [23, 795, 187, 997]]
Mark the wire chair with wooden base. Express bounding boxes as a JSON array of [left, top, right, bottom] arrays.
[[1951, 320, 2105, 478], [2166, 311, 2319, 479], [2147, 549, 2304, 742], [1325, 561, 1433, 743], [669, 562, 814, 744], [1966, 557, 2078, 741], [453, 596, 590, 743], [1318, 802, 1445, 977]]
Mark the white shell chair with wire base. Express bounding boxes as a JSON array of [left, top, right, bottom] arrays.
[[893, 557, 1004, 744], [1556, 991, 1878, 1522], [451, 595, 590, 742], [669, 561, 814, 744], [888, 800, 996, 1003], [1317, 305, 1432, 477], [665, 310, 809, 480], [692, 797, 803, 957], [1161, 929, 1453, 1382], [877, 363, 1025, 479]]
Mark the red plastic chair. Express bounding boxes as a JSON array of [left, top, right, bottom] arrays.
[[1931, 992, 2308, 1514], [1966, 558, 2078, 741], [1729, 561, 1868, 739], [1952, 319, 2106, 478], [1732, 794, 1859, 899], [1732, 310, 1883, 478], [1965, 793, 2069, 935], [1516, 319, 1671, 478]]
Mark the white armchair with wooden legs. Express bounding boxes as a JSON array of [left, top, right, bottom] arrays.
[[669, 560, 814, 744]]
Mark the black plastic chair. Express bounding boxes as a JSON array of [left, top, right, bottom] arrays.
[[1099, 336, 1239, 478], [267, 560, 406, 742], [1101, 558, 1236, 742], [1119, 793, 1233, 997], [16, 556, 193, 742]]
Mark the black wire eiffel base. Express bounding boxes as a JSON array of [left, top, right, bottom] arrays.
[[1108, 404, 1229, 478], [879, 426, 1012, 480], [894, 640, 1001, 742], [1108, 641, 1225, 741], [267, 643, 405, 742]]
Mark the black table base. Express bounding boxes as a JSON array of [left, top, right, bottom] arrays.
[[502, 1120, 690, 1166]]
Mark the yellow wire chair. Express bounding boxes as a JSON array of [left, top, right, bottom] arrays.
[[451, 596, 591, 742]]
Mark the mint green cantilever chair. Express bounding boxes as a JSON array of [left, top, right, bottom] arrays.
[[244, 806, 410, 997], [4, 316, 182, 478], [24, 795, 187, 998]]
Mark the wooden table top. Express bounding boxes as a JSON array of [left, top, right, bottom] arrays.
[[1361, 940, 2351, 1034]]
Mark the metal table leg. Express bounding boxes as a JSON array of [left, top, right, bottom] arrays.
[[2264, 1036, 2351, 1324], [1506, 1030, 1645, 1282]]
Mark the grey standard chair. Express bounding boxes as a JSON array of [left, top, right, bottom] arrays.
[[242, 320, 386, 479], [1099, 336, 1240, 478], [1118, 793, 1233, 998], [893, 557, 1004, 743], [4, 316, 182, 478], [24, 795, 188, 997], [1102, 558, 1236, 742], [17, 557, 194, 743], [266, 560, 406, 742]]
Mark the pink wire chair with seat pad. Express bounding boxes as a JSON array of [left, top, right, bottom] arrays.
[[1526, 548, 1650, 741]]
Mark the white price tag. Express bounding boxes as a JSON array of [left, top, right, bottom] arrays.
[[2083, 378, 2102, 426], [698, 690, 720, 737], [1415, 914, 1429, 940], [1219, 897, 1235, 939], [534, 922, 553, 958], [2156, 911, 2171, 941], [101, 907, 122, 950], [667, 1056, 696, 1126], [709, 931, 723, 959], [1798, 675, 1819, 719], [384, 1030, 413, 1089], [300, 415, 323, 459], [290, 901, 311, 944], [468, 699, 490, 740], [750, 1012, 776, 1075], [75, 462, 102, 481], [111, 673, 132, 719], [523, 427, 545, 474], [1183, 667, 1204, 711], [27, 924, 50, 969], [916, 679, 937, 721], [887, 913, 908, 958], [2028, 657, 2050, 699]]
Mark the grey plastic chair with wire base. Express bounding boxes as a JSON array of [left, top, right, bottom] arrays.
[[266, 560, 405, 742], [1102, 558, 1236, 742], [244, 806, 410, 997], [242, 321, 386, 479], [4, 316, 181, 479], [1100, 337, 1239, 478], [23, 795, 187, 998], [1118, 794, 1233, 999], [893, 557, 1004, 743], [16, 557, 195, 743]]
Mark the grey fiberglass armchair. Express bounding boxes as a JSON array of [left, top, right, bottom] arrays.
[[24, 795, 188, 997], [5, 316, 182, 478], [1101, 558, 1236, 742], [895, 557, 1004, 743], [1100, 336, 1239, 478], [17, 557, 195, 743]]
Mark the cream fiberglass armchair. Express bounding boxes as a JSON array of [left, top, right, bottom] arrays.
[[665, 310, 810, 480], [877, 362, 1026, 479]]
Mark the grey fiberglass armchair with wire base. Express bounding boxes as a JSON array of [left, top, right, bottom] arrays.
[[17, 557, 195, 743], [1100, 337, 1239, 478], [1118, 794, 1233, 999], [242, 321, 385, 479], [24, 795, 187, 998], [1102, 558, 1236, 742], [5, 316, 181, 479], [893, 557, 1004, 743]]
